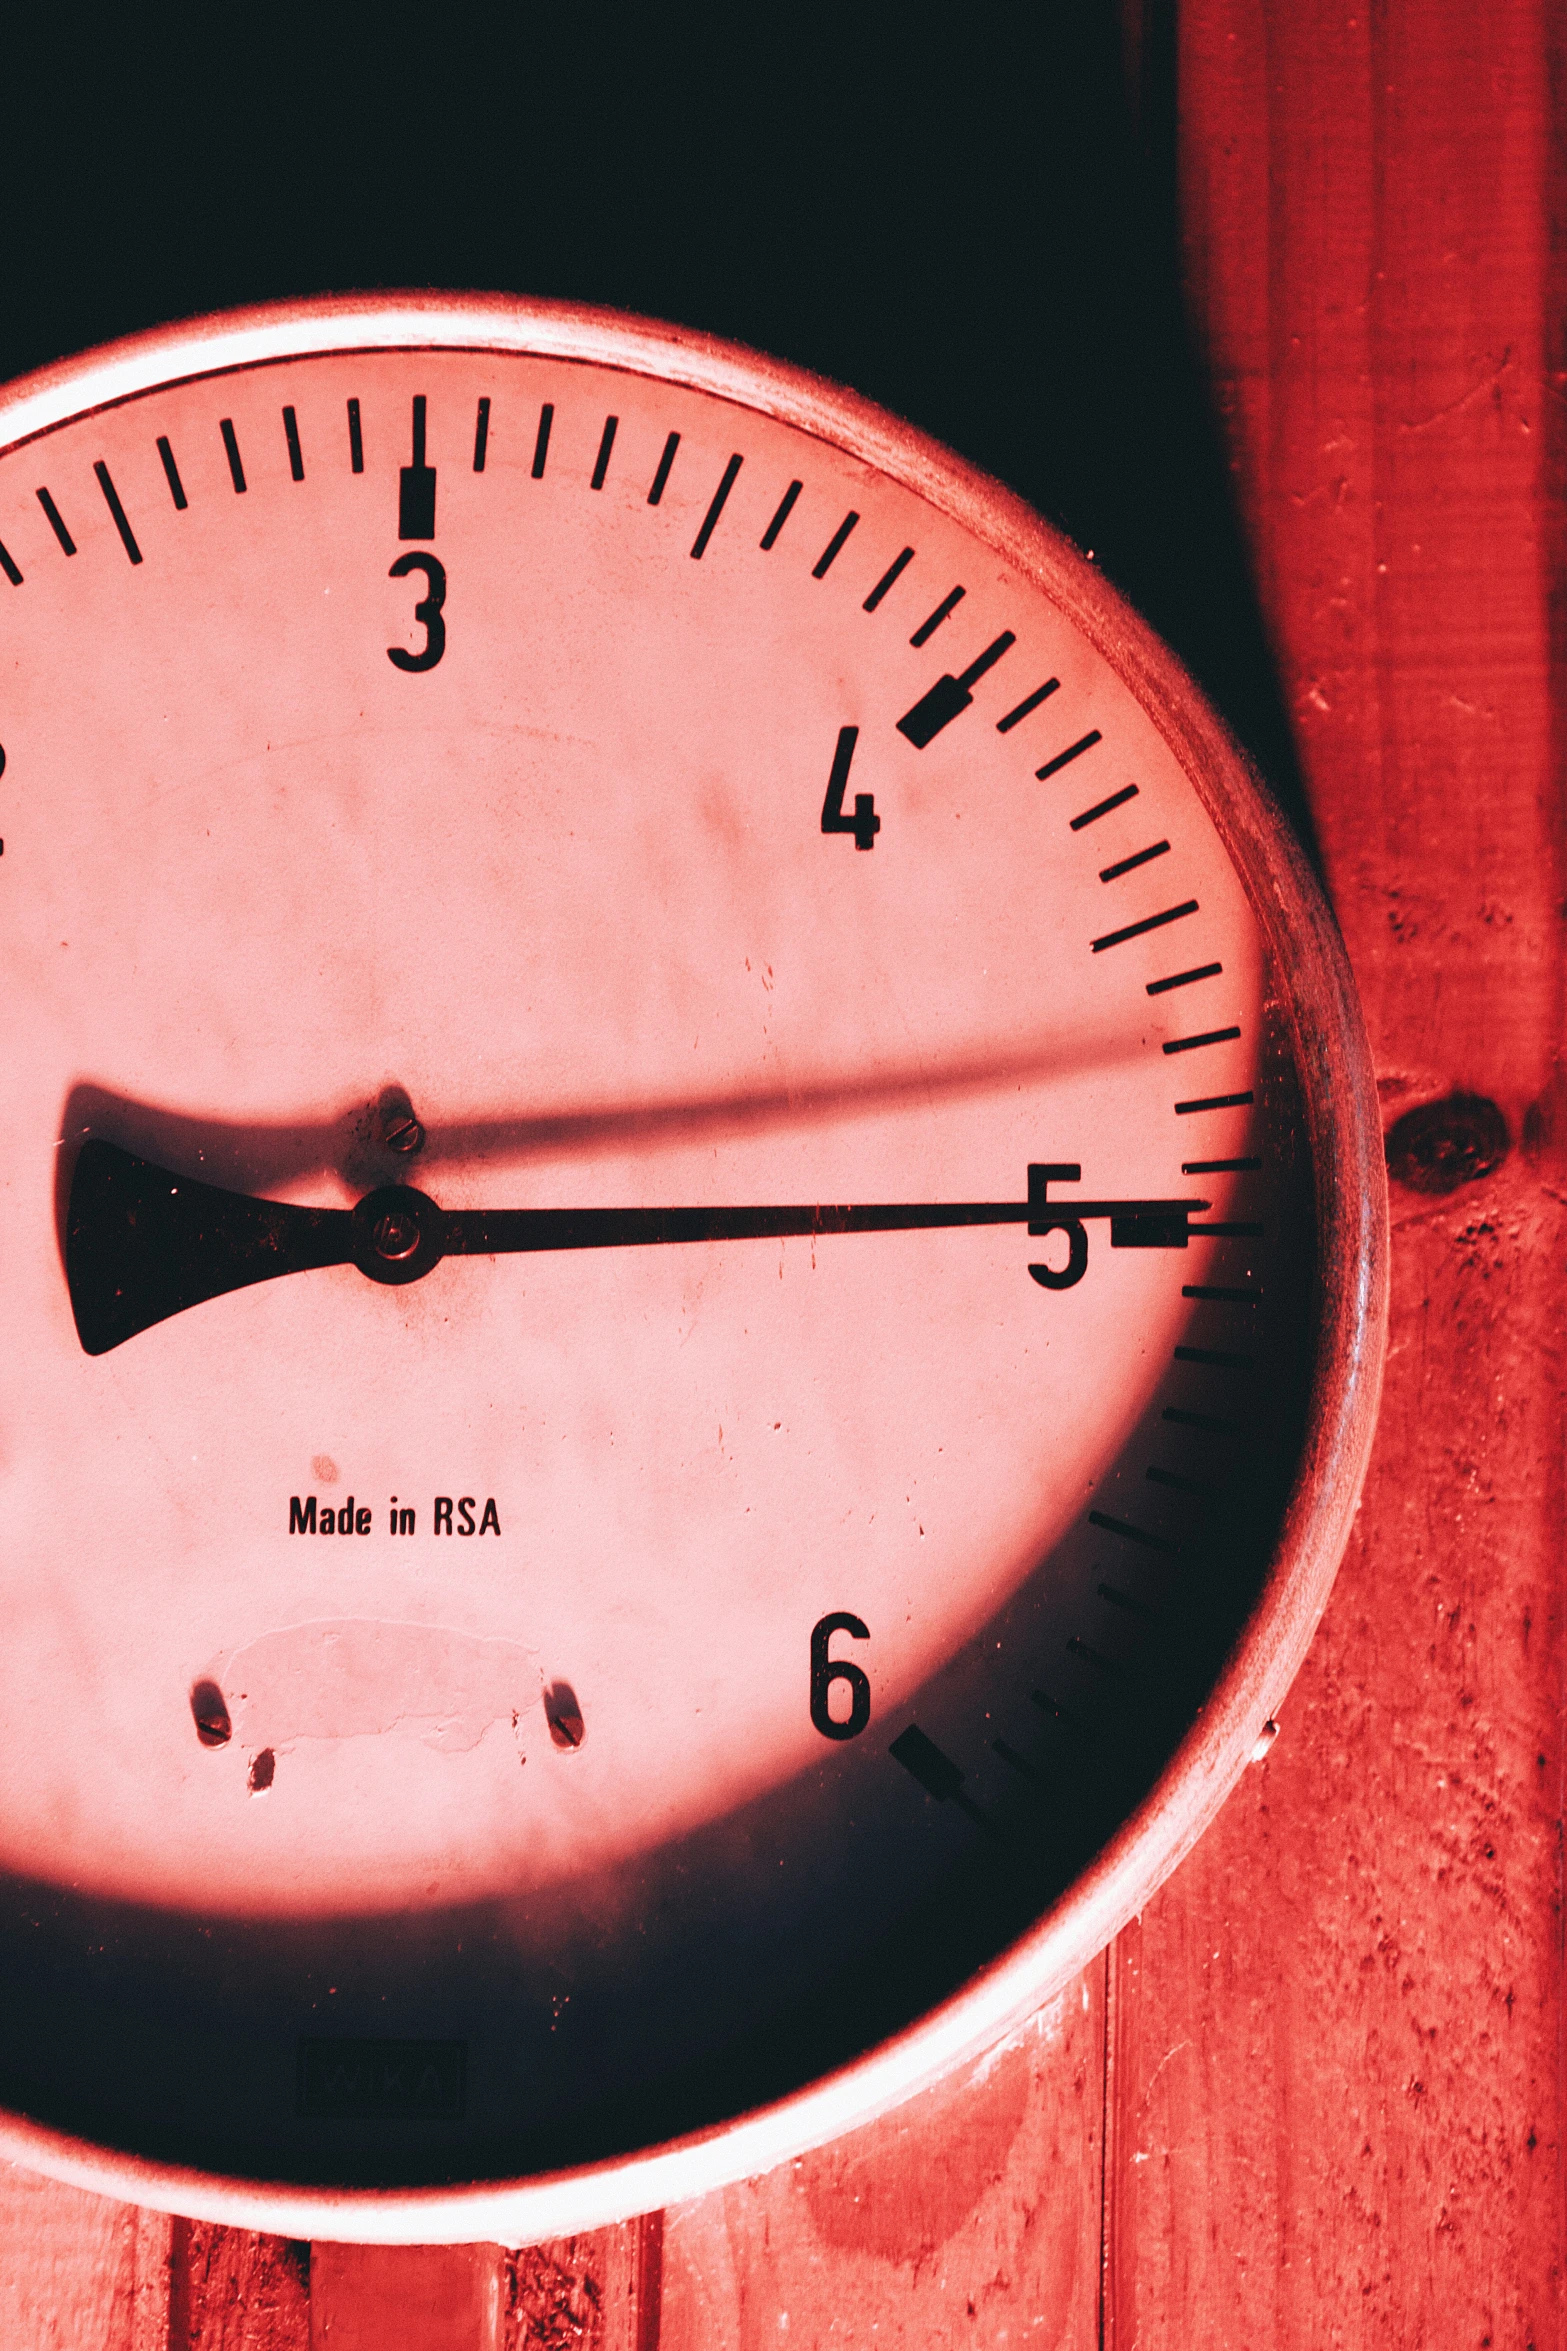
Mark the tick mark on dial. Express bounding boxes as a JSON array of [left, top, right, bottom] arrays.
[[1071, 785, 1138, 830], [1088, 1509, 1180, 1556], [1097, 1581, 1160, 1621], [1164, 1027, 1243, 1056], [35, 489, 75, 554], [863, 546, 914, 610], [1037, 729, 1102, 780], [219, 420, 247, 494], [1099, 841, 1169, 884], [1174, 1090, 1254, 1115], [997, 678, 1059, 733], [691, 454, 743, 558], [0, 540, 20, 586], [93, 464, 142, 564], [346, 398, 364, 473], [473, 397, 491, 472], [759, 480, 801, 549], [812, 510, 859, 578], [531, 403, 554, 478], [590, 415, 618, 490], [1146, 1463, 1215, 1497], [1092, 900, 1199, 954], [399, 396, 436, 538], [896, 632, 1016, 748], [647, 431, 679, 505], [909, 585, 963, 646], [889, 1724, 989, 1830], [282, 407, 305, 482], [157, 435, 188, 508], [1148, 962, 1222, 995]]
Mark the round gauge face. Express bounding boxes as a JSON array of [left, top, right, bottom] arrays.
[[0, 300, 1383, 2229]]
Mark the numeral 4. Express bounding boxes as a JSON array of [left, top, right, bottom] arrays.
[[821, 725, 880, 850]]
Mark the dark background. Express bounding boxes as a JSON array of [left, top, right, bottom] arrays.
[[0, 6, 1303, 839]]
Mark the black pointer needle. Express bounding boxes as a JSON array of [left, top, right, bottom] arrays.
[[65, 1140, 1210, 1357]]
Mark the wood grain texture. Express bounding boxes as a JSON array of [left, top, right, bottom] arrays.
[[658, 1967, 1104, 2350], [0, 2164, 170, 2349], [1102, 5, 1566, 2345], [171, 2224, 308, 2350]]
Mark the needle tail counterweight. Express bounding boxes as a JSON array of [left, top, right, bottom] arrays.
[[64, 1141, 1209, 1356]]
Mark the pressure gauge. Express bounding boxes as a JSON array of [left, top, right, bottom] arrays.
[[0, 298, 1385, 2239]]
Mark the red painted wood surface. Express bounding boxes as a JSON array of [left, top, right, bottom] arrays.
[[0, 5, 1561, 2341]]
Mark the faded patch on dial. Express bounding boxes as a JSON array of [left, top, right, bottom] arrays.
[[205, 1619, 541, 1754]]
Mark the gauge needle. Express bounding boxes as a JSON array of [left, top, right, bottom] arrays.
[[65, 1141, 1210, 1357]]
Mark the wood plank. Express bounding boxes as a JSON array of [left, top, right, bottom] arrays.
[[171, 2224, 309, 2349], [309, 2243, 502, 2350], [0, 2165, 168, 2351], [658, 1965, 1104, 2351], [1102, 5, 1566, 2343]]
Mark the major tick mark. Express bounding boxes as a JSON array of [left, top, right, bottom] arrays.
[[691, 454, 743, 559], [1092, 900, 1199, 954], [896, 631, 1016, 748], [35, 489, 75, 554], [760, 480, 802, 548], [910, 585, 964, 647], [997, 678, 1059, 733], [813, 511, 859, 578], [473, 397, 490, 472], [864, 546, 915, 610], [1188, 1220, 1264, 1238], [1071, 784, 1138, 830], [532, 404, 553, 479], [591, 415, 618, 490], [0, 541, 20, 586], [399, 397, 436, 537], [282, 407, 304, 482], [889, 1724, 989, 1830], [93, 463, 142, 564], [150, 442, 189, 518], [1182, 1157, 1261, 1175], [1182, 1283, 1261, 1304], [347, 398, 364, 473], [1099, 840, 1169, 883], [648, 431, 680, 504], [220, 419, 246, 494]]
